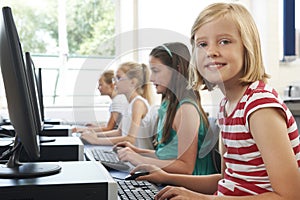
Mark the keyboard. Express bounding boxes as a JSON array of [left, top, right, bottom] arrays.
[[117, 180, 159, 200], [89, 148, 130, 171]]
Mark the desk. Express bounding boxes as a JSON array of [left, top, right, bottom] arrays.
[[0, 161, 118, 200]]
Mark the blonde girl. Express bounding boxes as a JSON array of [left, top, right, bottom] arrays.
[[72, 70, 128, 133], [81, 62, 155, 149]]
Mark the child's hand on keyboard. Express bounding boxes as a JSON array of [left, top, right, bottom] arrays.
[[114, 141, 141, 153], [130, 164, 169, 184], [117, 147, 143, 166], [80, 130, 99, 145]]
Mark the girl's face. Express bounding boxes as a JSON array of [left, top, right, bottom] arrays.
[[149, 56, 172, 94], [114, 69, 131, 95], [194, 17, 244, 86], [97, 77, 113, 95]]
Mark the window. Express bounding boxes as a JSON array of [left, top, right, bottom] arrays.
[[0, 0, 117, 109], [280, 0, 299, 61]]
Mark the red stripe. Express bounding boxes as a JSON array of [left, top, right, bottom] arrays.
[[289, 130, 300, 141], [226, 144, 258, 155], [231, 169, 268, 179]]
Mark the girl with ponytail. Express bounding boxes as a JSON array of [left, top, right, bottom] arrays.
[[81, 61, 155, 149]]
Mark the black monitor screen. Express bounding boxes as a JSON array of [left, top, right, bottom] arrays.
[[25, 52, 44, 132], [35, 67, 45, 123], [0, 6, 60, 178]]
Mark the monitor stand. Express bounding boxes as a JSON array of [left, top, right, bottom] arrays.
[[0, 142, 61, 179], [0, 162, 61, 178]]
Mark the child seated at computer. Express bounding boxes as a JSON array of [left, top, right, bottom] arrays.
[[127, 3, 300, 199], [114, 42, 217, 175], [80, 61, 155, 149], [72, 70, 128, 133]]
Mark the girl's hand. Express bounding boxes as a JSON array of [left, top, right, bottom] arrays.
[[155, 186, 205, 200], [130, 164, 169, 184], [117, 147, 143, 165], [114, 141, 139, 152], [80, 130, 99, 145], [71, 126, 87, 133]]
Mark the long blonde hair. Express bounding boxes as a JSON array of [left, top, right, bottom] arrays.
[[189, 3, 270, 91], [118, 61, 153, 105]]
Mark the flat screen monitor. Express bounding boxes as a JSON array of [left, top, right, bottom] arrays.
[[25, 52, 44, 133], [0, 6, 61, 178], [34, 66, 56, 127], [35, 67, 45, 123]]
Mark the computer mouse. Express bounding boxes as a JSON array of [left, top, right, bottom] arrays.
[[113, 146, 123, 153], [125, 171, 149, 180]]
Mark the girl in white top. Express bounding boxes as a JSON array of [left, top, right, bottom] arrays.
[[121, 95, 153, 149], [72, 70, 128, 132], [80, 62, 155, 149]]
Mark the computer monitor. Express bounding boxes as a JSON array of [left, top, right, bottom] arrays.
[[35, 67, 45, 123], [34, 66, 58, 126], [0, 6, 61, 178], [25, 52, 44, 133]]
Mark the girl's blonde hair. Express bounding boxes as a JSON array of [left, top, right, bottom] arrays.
[[189, 3, 270, 91], [100, 70, 114, 84], [118, 61, 153, 105]]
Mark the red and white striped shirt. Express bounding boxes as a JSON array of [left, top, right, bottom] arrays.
[[217, 81, 300, 196]]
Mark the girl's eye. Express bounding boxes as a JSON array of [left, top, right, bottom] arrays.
[[197, 42, 207, 48], [150, 67, 160, 73], [220, 39, 231, 45]]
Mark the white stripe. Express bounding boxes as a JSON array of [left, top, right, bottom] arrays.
[[224, 150, 260, 161], [223, 138, 255, 148], [226, 163, 266, 174], [223, 124, 247, 133], [232, 109, 244, 118]]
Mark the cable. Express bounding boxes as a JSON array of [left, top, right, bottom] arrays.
[[0, 142, 21, 160], [0, 133, 13, 138]]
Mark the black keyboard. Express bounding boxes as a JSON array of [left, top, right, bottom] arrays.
[[90, 148, 130, 171], [117, 180, 159, 200]]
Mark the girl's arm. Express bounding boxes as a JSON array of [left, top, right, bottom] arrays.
[[118, 104, 201, 174], [80, 128, 121, 145], [159, 103, 200, 174], [73, 112, 120, 133], [119, 98, 148, 144], [82, 99, 148, 146], [99, 111, 120, 131], [243, 107, 300, 200], [156, 107, 300, 200], [132, 164, 222, 195]]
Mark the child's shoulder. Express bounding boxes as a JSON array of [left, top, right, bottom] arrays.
[[246, 81, 279, 99]]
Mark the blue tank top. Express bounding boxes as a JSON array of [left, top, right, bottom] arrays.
[[155, 99, 216, 175]]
